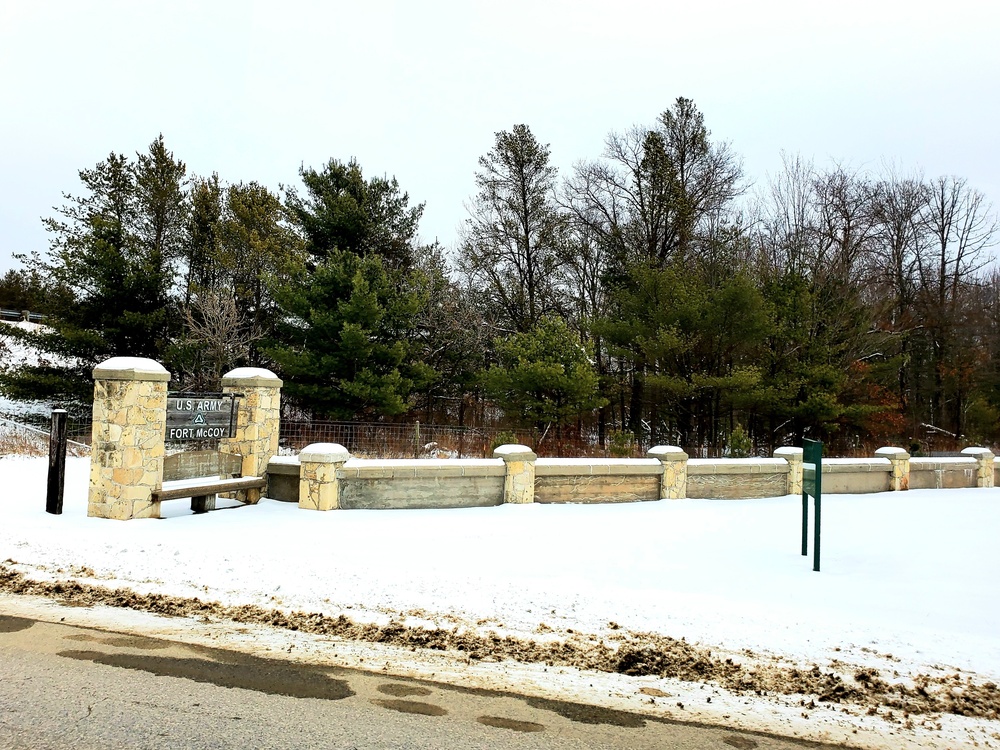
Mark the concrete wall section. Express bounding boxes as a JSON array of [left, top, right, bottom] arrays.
[[686, 458, 789, 499], [534, 458, 662, 503], [820, 458, 891, 494], [909, 457, 977, 490], [687, 473, 788, 499], [337, 459, 505, 510]]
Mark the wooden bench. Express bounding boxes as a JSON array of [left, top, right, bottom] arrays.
[[151, 450, 266, 513]]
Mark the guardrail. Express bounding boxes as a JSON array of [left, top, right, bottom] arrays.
[[0, 308, 45, 323]]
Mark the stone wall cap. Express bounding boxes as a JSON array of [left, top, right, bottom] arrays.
[[341, 458, 502, 469], [493, 444, 537, 461], [537, 457, 659, 466], [960, 447, 995, 459], [647, 445, 688, 461], [338, 458, 506, 479], [299, 443, 350, 463], [874, 447, 911, 460], [93, 357, 170, 382], [773, 446, 804, 459], [822, 458, 892, 473], [265, 458, 300, 476], [535, 458, 662, 476], [687, 458, 789, 475], [222, 367, 283, 387], [910, 457, 975, 469]]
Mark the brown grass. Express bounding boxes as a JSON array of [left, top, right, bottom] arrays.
[[0, 427, 90, 458], [0, 430, 48, 457]]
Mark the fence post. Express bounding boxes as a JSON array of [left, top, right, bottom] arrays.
[[46, 409, 68, 515]]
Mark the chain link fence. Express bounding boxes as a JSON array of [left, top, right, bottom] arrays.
[[0, 404, 620, 459], [278, 420, 541, 458]]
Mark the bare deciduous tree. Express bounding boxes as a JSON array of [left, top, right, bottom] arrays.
[[916, 176, 997, 431], [564, 97, 743, 270], [182, 291, 261, 385]]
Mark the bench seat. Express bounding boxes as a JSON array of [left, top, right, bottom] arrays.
[[152, 451, 266, 514], [152, 475, 266, 502]]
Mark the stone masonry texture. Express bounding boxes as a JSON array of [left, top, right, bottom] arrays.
[[88, 359, 169, 520]]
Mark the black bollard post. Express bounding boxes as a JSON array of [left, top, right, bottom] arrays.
[[46, 409, 68, 515]]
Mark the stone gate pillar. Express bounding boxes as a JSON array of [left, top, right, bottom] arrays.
[[88, 357, 170, 520], [220, 367, 282, 501]]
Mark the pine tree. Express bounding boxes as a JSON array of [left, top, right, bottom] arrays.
[[267, 249, 433, 419], [0, 137, 186, 404], [284, 158, 423, 270], [485, 316, 605, 434], [459, 124, 566, 333]]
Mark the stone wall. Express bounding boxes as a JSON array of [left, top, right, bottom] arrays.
[[338, 459, 505, 510], [534, 458, 662, 503], [687, 458, 789, 499], [276, 444, 997, 510], [909, 458, 978, 490], [85, 353, 997, 519]]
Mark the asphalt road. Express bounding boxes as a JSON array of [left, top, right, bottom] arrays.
[[0, 614, 831, 750]]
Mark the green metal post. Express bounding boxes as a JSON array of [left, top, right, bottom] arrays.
[[801, 490, 808, 556], [802, 439, 823, 572], [814, 493, 822, 572], [813, 447, 822, 572]]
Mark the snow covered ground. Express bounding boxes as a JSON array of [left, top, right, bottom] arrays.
[[1, 455, 998, 748], [0, 320, 54, 370], [0, 321, 63, 420]]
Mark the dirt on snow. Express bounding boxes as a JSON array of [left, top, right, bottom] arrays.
[[1, 561, 997, 723]]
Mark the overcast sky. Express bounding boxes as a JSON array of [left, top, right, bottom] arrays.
[[1, 0, 998, 274]]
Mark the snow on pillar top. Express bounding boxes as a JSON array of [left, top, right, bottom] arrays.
[[648, 445, 688, 462], [773, 446, 804, 462], [92, 357, 170, 382], [300, 443, 351, 464], [221, 367, 283, 388], [961, 447, 995, 460], [493, 444, 537, 462], [875, 447, 910, 461]]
